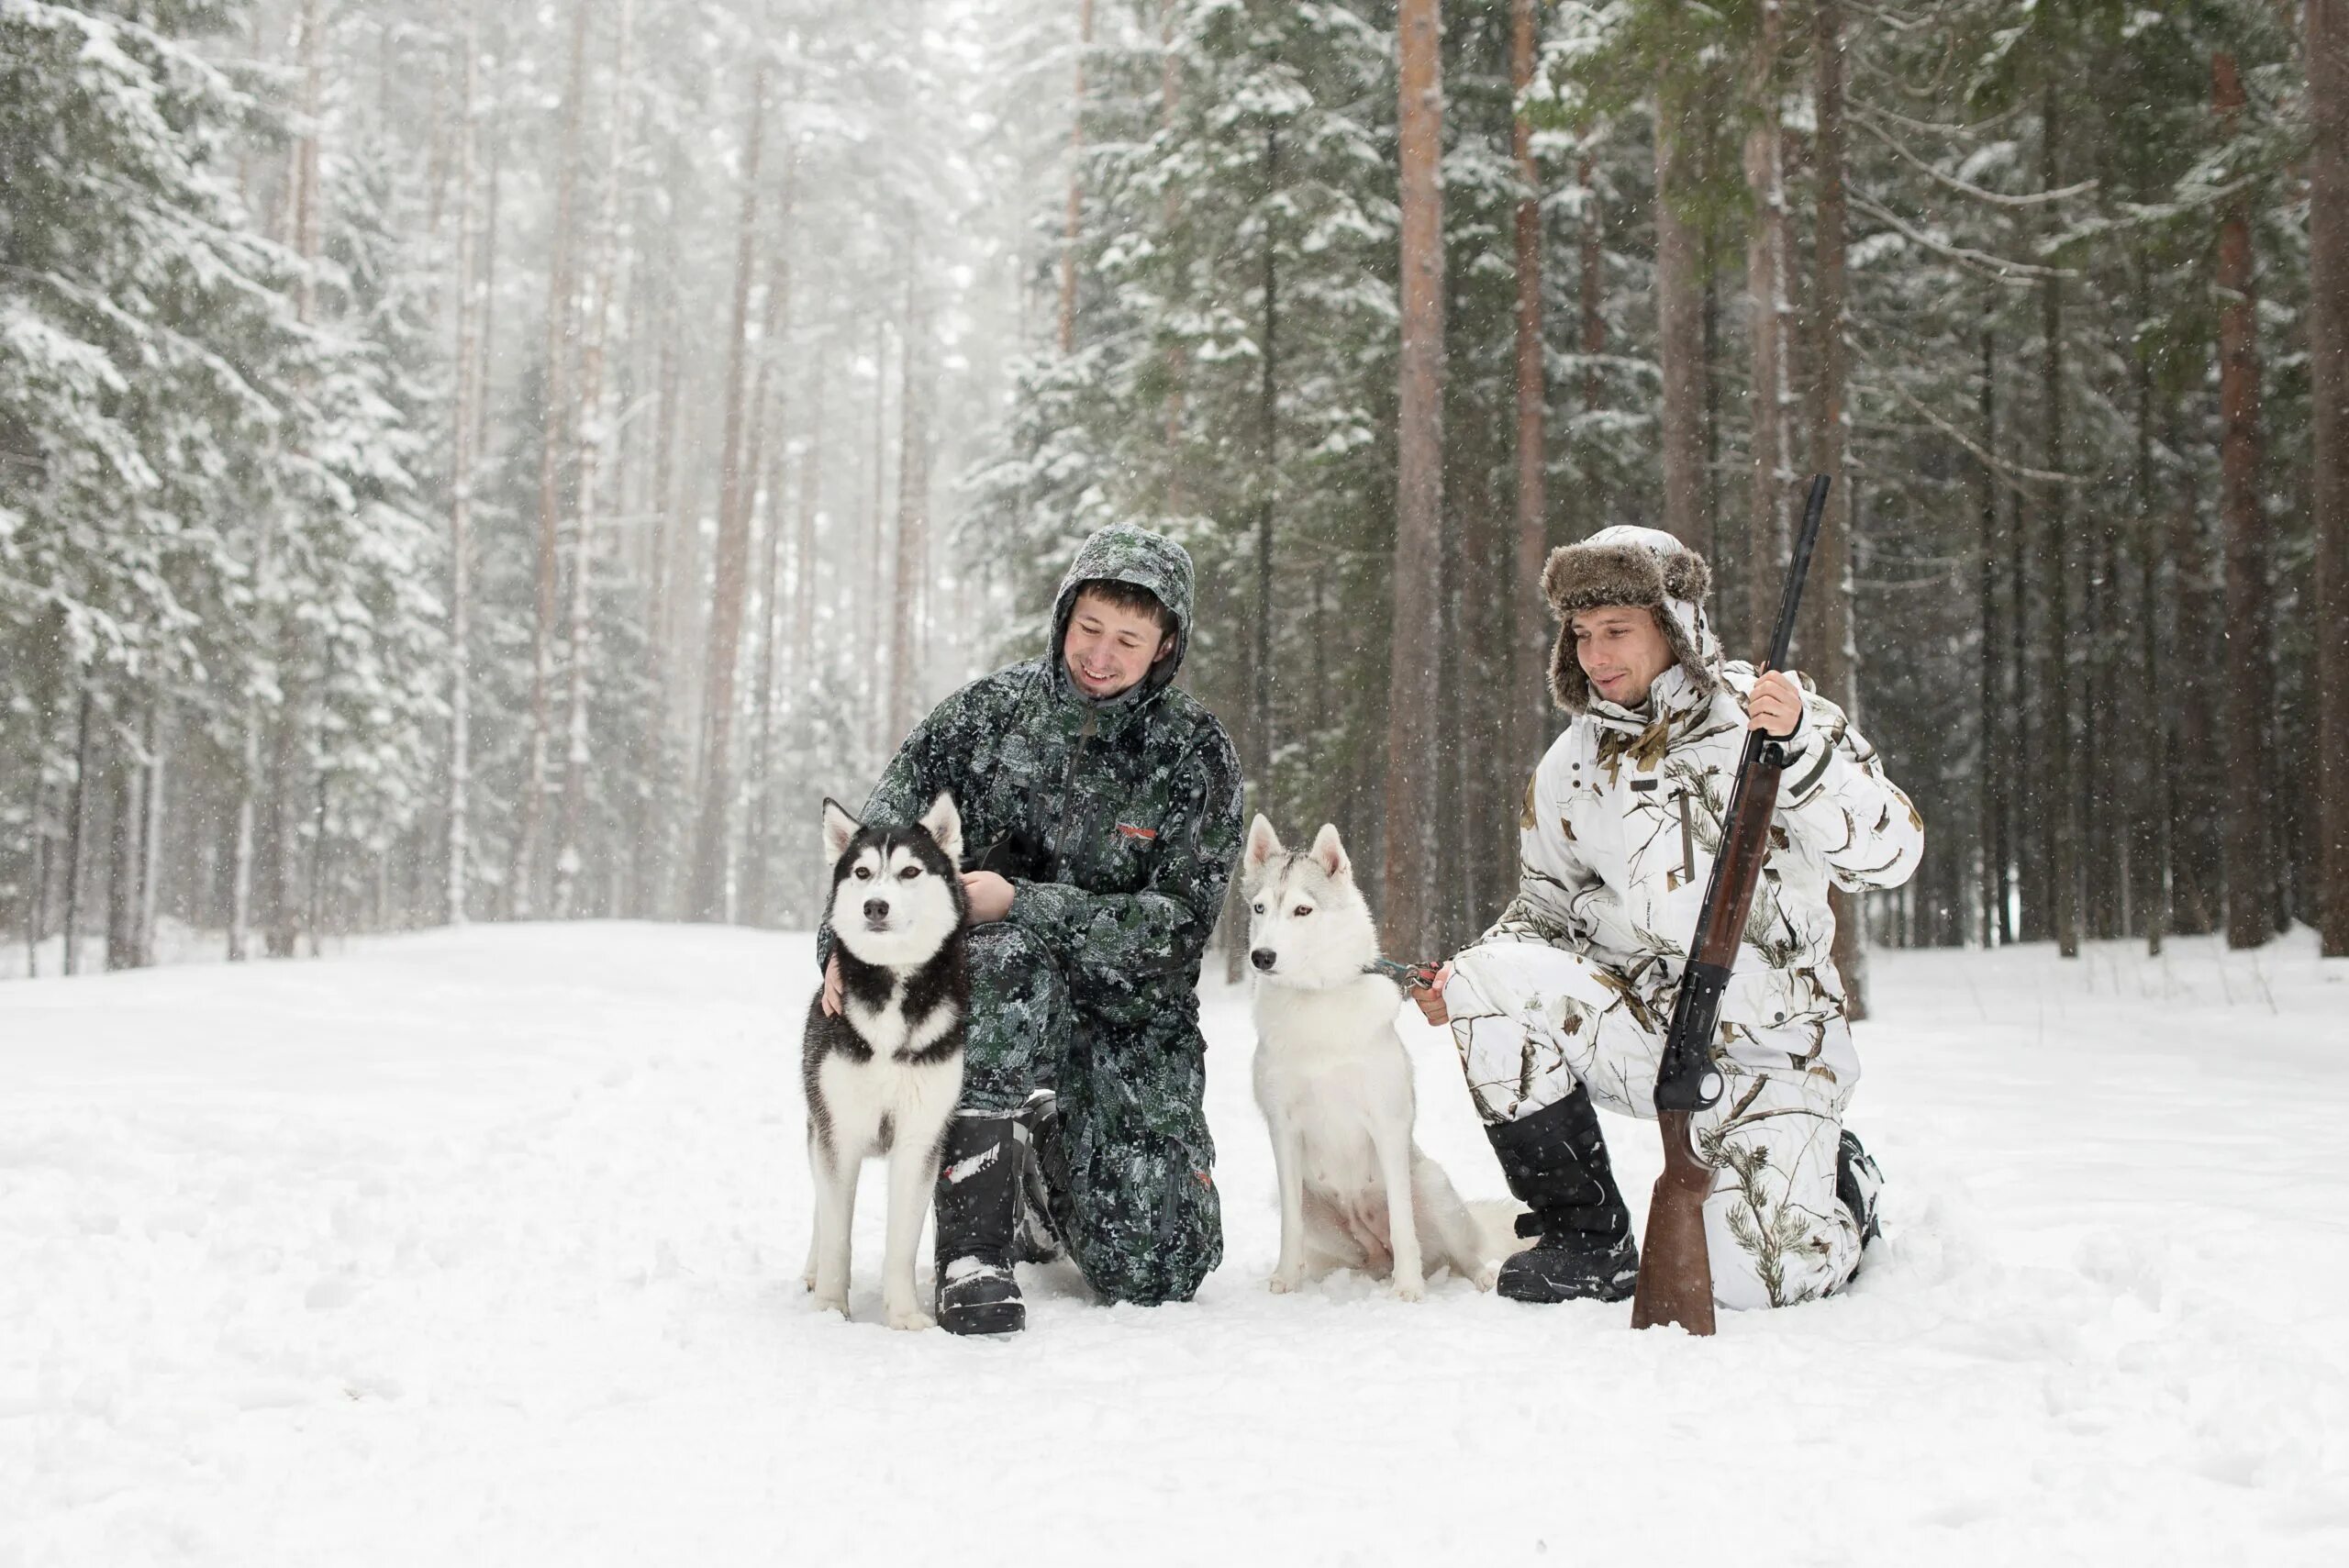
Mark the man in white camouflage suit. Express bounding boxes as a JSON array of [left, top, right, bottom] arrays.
[[1413, 526, 1921, 1309]]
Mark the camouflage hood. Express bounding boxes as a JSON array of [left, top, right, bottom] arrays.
[[1048, 524, 1197, 704]]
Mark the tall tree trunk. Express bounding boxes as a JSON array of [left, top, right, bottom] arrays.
[[1742, 0, 1791, 651], [686, 61, 770, 922], [1804, 0, 1867, 1004], [633, 287, 680, 919], [890, 257, 927, 748], [1382, 0, 1446, 961], [1509, 0, 1549, 770], [138, 703, 165, 966], [513, 0, 592, 919], [2134, 322, 2169, 956], [1161, 0, 1189, 512], [1978, 317, 2007, 947], [2310, 0, 2349, 957], [2041, 87, 2080, 959], [2169, 405, 2221, 936], [1654, 63, 1704, 546], [745, 157, 800, 928], [105, 733, 139, 972], [795, 348, 824, 703], [62, 691, 93, 977], [1058, 0, 1095, 354], [446, 0, 481, 927], [1252, 127, 1279, 795], [2215, 52, 2277, 949], [554, 0, 635, 920]]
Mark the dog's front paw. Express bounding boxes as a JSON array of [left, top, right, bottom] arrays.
[[1390, 1275, 1425, 1303], [886, 1307, 936, 1331], [1471, 1261, 1499, 1293], [810, 1290, 850, 1318], [1268, 1265, 1305, 1295]]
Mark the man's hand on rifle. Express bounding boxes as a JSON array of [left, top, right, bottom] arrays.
[[1748, 669, 1805, 740], [1408, 961, 1454, 1027]]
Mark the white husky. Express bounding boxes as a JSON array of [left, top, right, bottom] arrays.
[[1243, 817, 1492, 1299]]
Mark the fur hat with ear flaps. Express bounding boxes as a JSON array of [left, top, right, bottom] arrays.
[[1542, 525, 1720, 716]]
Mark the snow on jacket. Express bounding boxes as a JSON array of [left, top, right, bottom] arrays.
[[1482, 527, 1924, 1080]]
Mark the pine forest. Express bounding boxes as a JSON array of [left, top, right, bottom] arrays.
[[5, 0, 2347, 992]]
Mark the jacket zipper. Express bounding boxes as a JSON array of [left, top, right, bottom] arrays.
[[1677, 786, 1696, 884], [1046, 706, 1097, 879]]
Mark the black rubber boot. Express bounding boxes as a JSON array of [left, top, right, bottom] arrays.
[[1011, 1091, 1064, 1267], [1484, 1090, 1640, 1304], [1835, 1129, 1884, 1250], [933, 1113, 1028, 1336]]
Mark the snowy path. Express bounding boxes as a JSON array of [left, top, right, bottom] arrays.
[[4, 924, 2345, 1566]]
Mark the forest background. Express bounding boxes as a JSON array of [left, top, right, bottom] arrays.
[[4, 0, 2345, 1006]]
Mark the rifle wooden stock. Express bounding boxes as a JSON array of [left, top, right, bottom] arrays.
[[1631, 473, 1832, 1337]]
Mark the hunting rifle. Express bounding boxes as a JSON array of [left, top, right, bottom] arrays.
[[1630, 473, 1833, 1336]]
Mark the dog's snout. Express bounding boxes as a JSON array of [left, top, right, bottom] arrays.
[[1250, 948, 1276, 973], [863, 898, 890, 924]]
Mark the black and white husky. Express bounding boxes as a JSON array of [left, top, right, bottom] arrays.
[[1244, 817, 1492, 1299], [800, 793, 968, 1330]]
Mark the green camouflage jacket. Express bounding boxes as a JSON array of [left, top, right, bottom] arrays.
[[847, 525, 1244, 1045]]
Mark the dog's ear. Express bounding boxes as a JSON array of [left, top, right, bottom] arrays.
[[918, 791, 963, 865], [1309, 823, 1350, 882], [1244, 815, 1284, 875], [822, 798, 861, 863]]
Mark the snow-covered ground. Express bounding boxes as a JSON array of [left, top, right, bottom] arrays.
[[3, 922, 2344, 1566]]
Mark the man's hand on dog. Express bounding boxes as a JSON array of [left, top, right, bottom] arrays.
[[1408, 961, 1453, 1027], [961, 870, 1014, 924]]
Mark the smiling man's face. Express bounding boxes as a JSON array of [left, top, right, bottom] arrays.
[[1571, 605, 1675, 707], [1063, 586, 1174, 700]]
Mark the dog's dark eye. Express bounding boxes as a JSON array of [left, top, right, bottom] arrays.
[[1293, 906, 1312, 917], [897, 866, 919, 881], [1251, 903, 1264, 915], [852, 866, 872, 880]]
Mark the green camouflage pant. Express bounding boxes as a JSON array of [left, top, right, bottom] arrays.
[[962, 922, 1223, 1306]]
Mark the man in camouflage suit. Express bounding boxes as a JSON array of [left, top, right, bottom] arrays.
[[822, 524, 1243, 1334]]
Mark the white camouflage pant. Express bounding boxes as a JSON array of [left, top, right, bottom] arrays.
[[1444, 940, 1863, 1310]]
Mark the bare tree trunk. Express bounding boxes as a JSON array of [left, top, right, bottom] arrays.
[[2041, 87, 2080, 959], [1978, 317, 2006, 947], [138, 703, 165, 965], [890, 255, 928, 747], [1382, 0, 1445, 961], [1161, 0, 1189, 512], [513, 0, 592, 919], [795, 347, 823, 701], [744, 158, 798, 928], [2310, 0, 2349, 957], [62, 691, 93, 977], [1742, 0, 1791, 651], [445, 0, 481, 927], [1252, 126, 1279, 796], [686, 61, 770, 922], [633, 288, 679, 919], [1802, 0, 1868, 1002], [2133, 311, 2169, 956], [1654, 65, 1704, 547], [555, 0, 636, 920], [105, 732, 139, 972], [2215, 53, 2277, 949], [1058, 0, 1095, 354], [1509, 0, 1549, 771]]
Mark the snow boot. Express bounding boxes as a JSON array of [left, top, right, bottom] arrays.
[[1484, 1088, 1640, 1304], [1835, 1129, 1884, 1250], [932, 1111, 1030, 1336], [1011, 1091, 1064, 1266]]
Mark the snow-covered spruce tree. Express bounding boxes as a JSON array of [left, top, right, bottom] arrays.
[[0, 0, 442, 965]]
